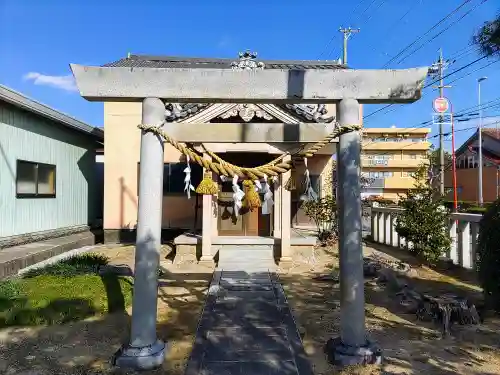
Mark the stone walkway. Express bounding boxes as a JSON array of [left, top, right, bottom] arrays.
[[184, 269, 313, 375]]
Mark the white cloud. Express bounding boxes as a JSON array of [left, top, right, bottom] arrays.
[[23, 72, 78, 92]]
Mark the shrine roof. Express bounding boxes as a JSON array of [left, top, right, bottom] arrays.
[[101, 52, 343, 123], [103, 53, 346, 70]]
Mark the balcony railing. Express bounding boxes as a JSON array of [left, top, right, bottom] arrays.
[[364, 159, 389, 166], [361, 158, 423, 168], [362, 141, 431, 151], [365, 178, 385, 188], [370, 207, 482, 270]]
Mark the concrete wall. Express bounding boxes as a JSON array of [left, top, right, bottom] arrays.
[[0, 101, 98, 237], [103, 102, 335, 233]]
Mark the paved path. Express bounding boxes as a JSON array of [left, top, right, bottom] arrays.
[[185, 269, 313, 375]]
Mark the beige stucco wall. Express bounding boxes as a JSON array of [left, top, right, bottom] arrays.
[[104, 102, 197, 230], [103, 102, 336, 231]]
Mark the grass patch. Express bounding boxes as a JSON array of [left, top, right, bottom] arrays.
[[0, 253, 133, 327], [22, 252, 109, 278]]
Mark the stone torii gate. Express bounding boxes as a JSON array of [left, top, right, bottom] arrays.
[[71, 62, 428, 369]]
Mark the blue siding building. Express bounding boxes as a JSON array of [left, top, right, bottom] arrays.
[[0, 85, 103, 241]]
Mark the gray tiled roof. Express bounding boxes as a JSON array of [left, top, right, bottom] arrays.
[[102, 53, 342, 123], [103, 54, 345, 70], [0, 85, 103, 140]]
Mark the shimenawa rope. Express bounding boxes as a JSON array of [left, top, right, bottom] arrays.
[[137, 122, 361, 194]]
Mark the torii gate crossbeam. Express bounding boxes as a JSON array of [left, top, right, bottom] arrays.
[[71, 63, 428, 370]]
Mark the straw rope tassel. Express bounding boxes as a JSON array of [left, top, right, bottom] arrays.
[[242, 180, 261, 210], [196, 171, 219, 195]]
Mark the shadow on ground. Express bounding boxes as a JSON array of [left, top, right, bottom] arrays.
[[0, 262, 212, 375], [280, 244, 500, 375], [2, 245, 500, 375], [0, 274, 133, 328]]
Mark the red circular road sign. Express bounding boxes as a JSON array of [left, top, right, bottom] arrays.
[[433, 97, 450, 113]]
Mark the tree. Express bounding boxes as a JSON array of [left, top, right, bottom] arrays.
[[428, 147, 452, 176], [427, 147, 452, 191], [395, 163, 451, 264], [302, 162, 375, 246], [473, 14, 500, 57]]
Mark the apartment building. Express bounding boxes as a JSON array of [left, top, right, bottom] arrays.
[[361, 127, 432, 201]]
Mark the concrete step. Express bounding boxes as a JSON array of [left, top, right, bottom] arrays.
[[0, 231, 96, 279], [217, 247, 276, 273], [218, 247, 274, 261]]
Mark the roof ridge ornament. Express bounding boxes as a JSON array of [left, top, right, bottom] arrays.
[[285, 103, 335, 123], [231, 51, 265, 71]]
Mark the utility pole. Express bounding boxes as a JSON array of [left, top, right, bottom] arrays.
[[430, 49, 452, 196], [478, 76, 488, 206], [339, 27, 360, 65]]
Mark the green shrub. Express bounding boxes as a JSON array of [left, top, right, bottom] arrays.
[[477, 199, 500, 312], [364, 196, 395, 206], [22, 253, 109, 278], [466, 206, 487, 214], [303, 195, 338, 246], [442, 200, 478, 211], [395, 165, 451, 264]]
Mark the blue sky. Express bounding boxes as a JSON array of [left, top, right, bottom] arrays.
[[1, 0, 499, 151]]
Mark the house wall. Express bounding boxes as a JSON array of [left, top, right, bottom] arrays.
[[444, 166, 499, 203], [103, 102, 335, 236], [95, 153, 104, 220], [0, 101, 98, 238]]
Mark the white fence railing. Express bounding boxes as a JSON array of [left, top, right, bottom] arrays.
[[370, 207, 482, 270]]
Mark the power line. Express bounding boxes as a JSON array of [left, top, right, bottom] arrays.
[[381, 0, 474, 68], [366, 1, 422, 58], [427, 53, 488, 87], [446, 58, 500, 85], [318, 0, 369, 59], [364, 55, 490, 121], [447, 44, 476, 60], [363, 0, 388, 23], [396, 0, 489, 65], [367, 96, 500, 133], [448, 45, 478, 61], [362, 120, 500, 183], [360, 121, 492, 175], [361, 97, 500, 153]]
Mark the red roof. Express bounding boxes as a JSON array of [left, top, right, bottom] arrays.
[[467, 145, 500, 165], [482, 128, 500, 140]]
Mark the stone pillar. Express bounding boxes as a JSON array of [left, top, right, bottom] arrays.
[[370, 209, 378, 242], [273, 177, 282, 238], [327, 98, 381, 366], [280, 154, 292, 264], [391, 214, 399, 248], [113, 98, 166, 370], [449, 219, 458, 264], [212, 182, 218, 237], [384, 213, 391, 246], [377, 212, 385, 244], [458, 220, 471, 269], [200, 153, 213, 263]]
